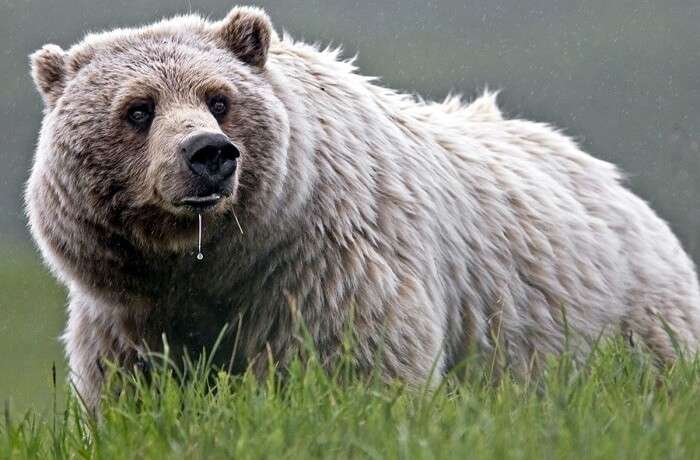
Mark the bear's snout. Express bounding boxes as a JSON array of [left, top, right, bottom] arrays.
[[181, 131, 239, 190]]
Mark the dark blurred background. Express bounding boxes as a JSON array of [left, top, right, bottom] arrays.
[[1, 0, 698, 410]]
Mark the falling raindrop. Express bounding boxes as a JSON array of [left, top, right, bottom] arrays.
[[233, 209, 244, 235]]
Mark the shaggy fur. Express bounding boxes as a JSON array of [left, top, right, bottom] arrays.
[[27, 6, 700, 410]]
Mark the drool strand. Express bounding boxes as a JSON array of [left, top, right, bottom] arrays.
[[196, 213, 204, 260]]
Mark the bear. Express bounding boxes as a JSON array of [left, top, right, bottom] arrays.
[[27, 6, 700, 411]]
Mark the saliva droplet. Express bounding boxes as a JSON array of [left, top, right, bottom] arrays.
[[196, 213, 204, 261]]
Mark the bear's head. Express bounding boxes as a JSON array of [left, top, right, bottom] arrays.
[[28, 7, 292, 252]]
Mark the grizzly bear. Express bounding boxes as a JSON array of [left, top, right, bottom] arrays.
[[27, 6, 700, 410]]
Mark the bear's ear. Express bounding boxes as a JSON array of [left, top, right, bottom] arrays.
[[216, 6, 274, 68], [30, 44, 66, 109]]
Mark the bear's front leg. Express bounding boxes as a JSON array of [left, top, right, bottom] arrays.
[[63, 292, 137, 413]]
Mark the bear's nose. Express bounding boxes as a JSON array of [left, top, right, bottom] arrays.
[[182, 132, 239, 183]]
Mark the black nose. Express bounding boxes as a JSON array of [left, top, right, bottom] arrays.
[[182, 132, 239, 184]]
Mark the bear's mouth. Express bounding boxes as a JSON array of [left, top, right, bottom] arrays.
[[177, 193, 223, 210]]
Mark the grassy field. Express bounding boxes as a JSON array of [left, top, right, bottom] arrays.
[[2, 336, 700, 459], [0, 242, 66, 412], [3, 244, 700, 458]]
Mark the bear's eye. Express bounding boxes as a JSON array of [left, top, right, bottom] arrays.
[[126, 100, 155, 128], [208, 95, 229, 118]]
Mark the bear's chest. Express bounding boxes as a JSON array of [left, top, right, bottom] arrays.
[[133, 253, 274, 372], [139, 284, 246, 371]]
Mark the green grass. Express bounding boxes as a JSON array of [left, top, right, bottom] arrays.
[[3, 338, 700, 459], [3, 243, 700, 458], [0, 242, 66, 412]]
